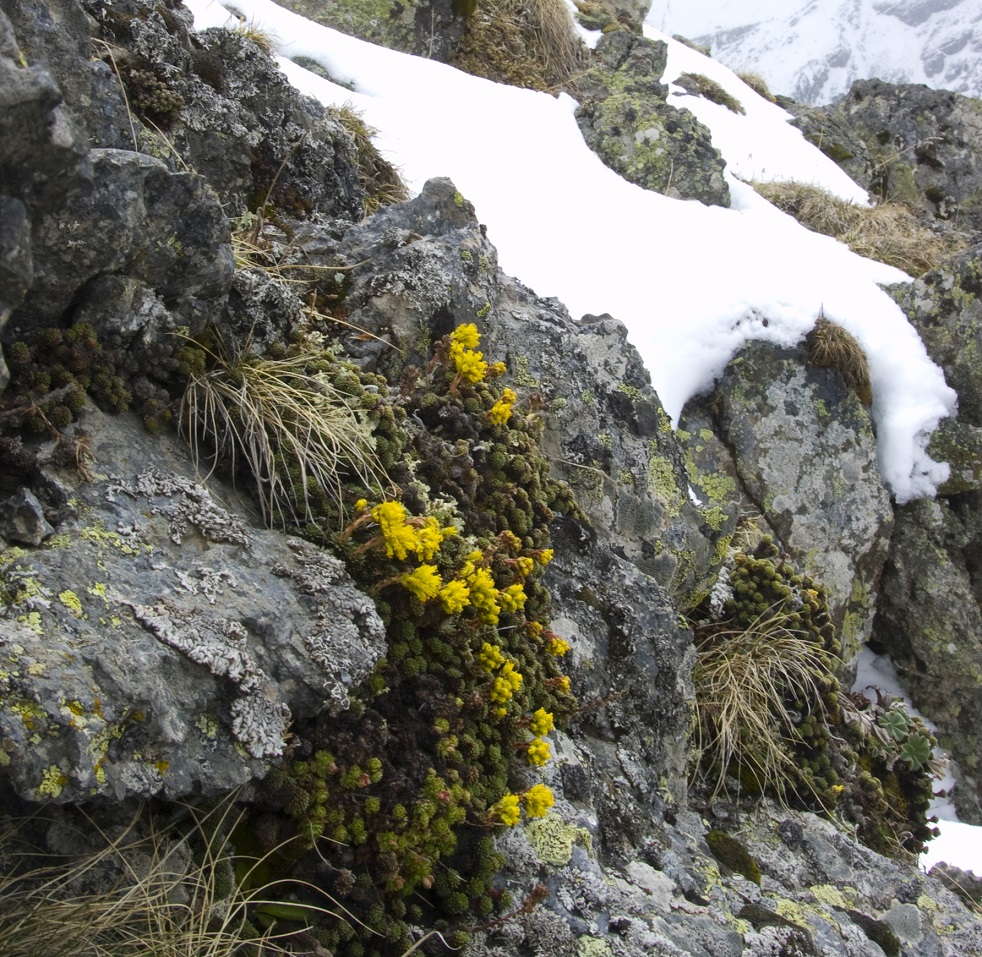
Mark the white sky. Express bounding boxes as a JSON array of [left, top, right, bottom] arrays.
[[184, 0, 978, 875]]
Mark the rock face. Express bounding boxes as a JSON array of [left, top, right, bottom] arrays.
[[684, 341, 894, 664], [0, 406, 385, 802], [575, 31, 731, 207], [869, 246, 982, 821], [793, 79, 982, 235], [2, 0, 982, 953]]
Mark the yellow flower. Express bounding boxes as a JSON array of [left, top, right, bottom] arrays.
[[467, 566, 500, 626], [439, 579, 470, 614], [537, 548, 554, 566], [499, 582, 527, 614], [354, 498, 368, 512], [399, 564, 442, 602], [491, 661, 523, 704], [452, 345, 488, 383], [488, 387, 517, 425], [530, 708, 554, 736], [514, 557, 534, 578], [526, 737, 550, 766], [522, 784, 554, 819], [373, 501, 415, 560], [526, 621, 544, 638], [547, 636, 570, 657], [415, 517, 445, 561], [479, 642, 505, 672], [450, 323, 481, 349], [488, 361, 507, 377], [552, 675, 571, 693], [491, 793, 520, 826]]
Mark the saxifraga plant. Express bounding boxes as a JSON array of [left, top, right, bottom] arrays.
[[178, 334, 389, 528]]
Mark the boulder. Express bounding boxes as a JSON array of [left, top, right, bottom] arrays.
[[793, 79, 982, 237], [683, 340, 894, 664], [0, 405, 386, 803], [575, 32, 731, 207]]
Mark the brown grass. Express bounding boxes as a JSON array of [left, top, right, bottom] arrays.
[[452, 0, 585, 91], [737, 71, 776, 102], [330, 105, 409, 215], [752, 180, 968, 277], [0, 797, 353, 957], [692, 605, 835, 804], [805, 315, 873, 407], [677, 72, 745, 114]]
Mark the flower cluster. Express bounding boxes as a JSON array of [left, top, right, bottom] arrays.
[[369, 501, 456, 561], [449, 323, 488, 385], [489, 783, 554, 825], [490, 792, 521, 826], [522, 783, 554, 819], [490, 660, 523, 705], [525, 737, 551, 766], [399, 564, 442, 602], [488, 387, 517, 425], [530, 708, 554, 736]]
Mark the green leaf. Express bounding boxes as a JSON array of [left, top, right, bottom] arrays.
[[877, 709, 909, 742], [900, 733, 933, 770]]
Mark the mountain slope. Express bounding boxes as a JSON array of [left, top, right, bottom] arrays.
[[646, 0, 982, 104]]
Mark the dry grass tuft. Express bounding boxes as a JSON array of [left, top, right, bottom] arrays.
[[737, 71, 776, 102], [805, 315, 873, 407], [453, 0, 585, 91], [677, 72, 745, 114], [179, 336, 386, 528], [692, 605, 835, 804], [0, 797, 350, 957], [751, 179, 968, 277], [330, 105, 409, 215]]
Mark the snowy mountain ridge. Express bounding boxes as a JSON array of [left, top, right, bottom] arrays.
[[646, 0, 982, 105]]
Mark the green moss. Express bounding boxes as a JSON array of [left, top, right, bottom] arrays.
[[705, 829, 761, 884]]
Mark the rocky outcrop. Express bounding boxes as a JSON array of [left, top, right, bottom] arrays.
[[575, 31, 731, 207], [867, 246, 982, 821], [792, 79, 982, 237], [0, 405, 386, 802], [2, 0, 982, 953], [682, 341, 894, 664]]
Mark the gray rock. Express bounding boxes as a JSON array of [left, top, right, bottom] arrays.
[[14, 148, 233, 329], [575, 32, 731, 207], [798, 79, 982, 236], [873, 495, 982, 822], [0, 487, 54, 545], [686, 341, 893, 662], [0, 405, 386, 803]]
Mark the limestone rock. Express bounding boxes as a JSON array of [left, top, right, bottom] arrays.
[[0, 405, 386, 803]]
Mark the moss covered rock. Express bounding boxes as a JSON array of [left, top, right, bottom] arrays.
[[575, 32, 730, 207]]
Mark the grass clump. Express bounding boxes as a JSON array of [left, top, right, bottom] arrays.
[[676, 72, 745, 114], [737, 71, 776, 102], [330, 105, 409, 216], [179, 335, 389, 529], [751, 180, 967, 276], [0, 796, 349, 957], [452, 0, 585, 91], [804, 314, 873, 407], [692, 549, 840, 806]]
